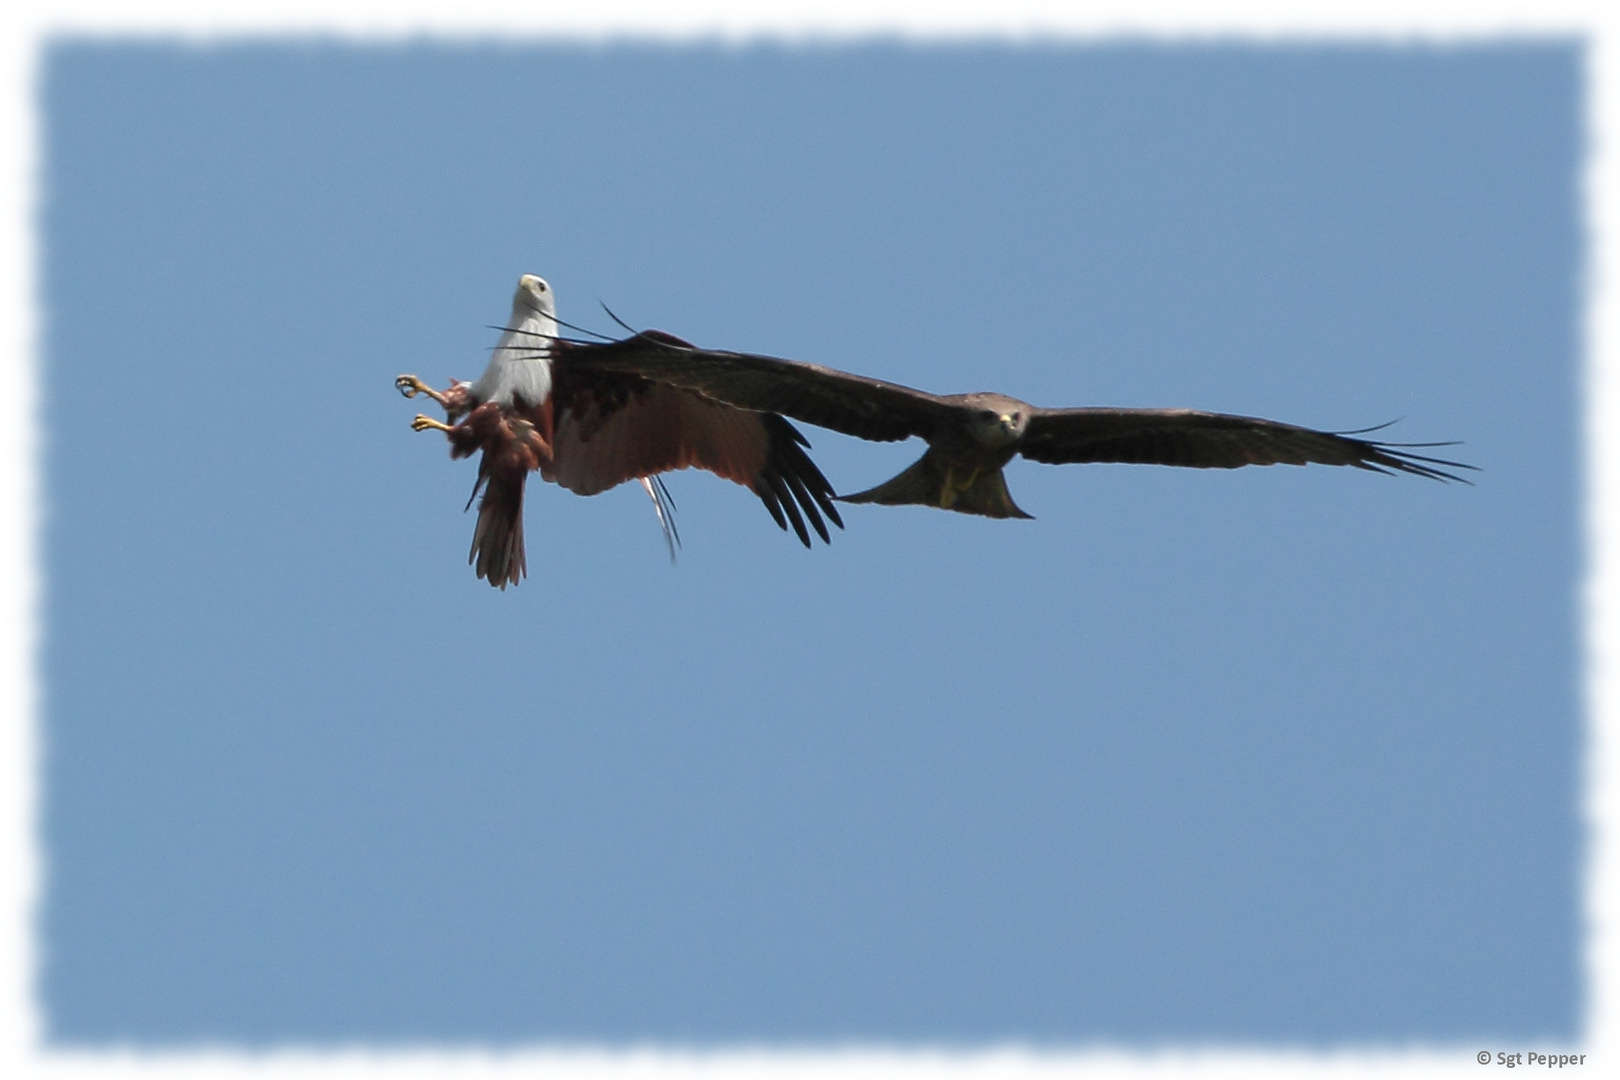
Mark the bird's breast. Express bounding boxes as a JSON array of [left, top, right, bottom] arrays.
[[472, 351, 554, 411]]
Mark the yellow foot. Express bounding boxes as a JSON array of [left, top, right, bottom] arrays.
[[411, 414, 454, 434], [396, 375, 449, 407], [937, 465, 981, 510]]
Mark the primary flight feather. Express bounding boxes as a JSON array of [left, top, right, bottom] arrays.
[[564, 329, 1473, 519], [396, 275, 841, 588]]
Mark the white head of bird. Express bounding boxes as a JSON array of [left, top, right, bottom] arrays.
[[469, 274, 558, 409]]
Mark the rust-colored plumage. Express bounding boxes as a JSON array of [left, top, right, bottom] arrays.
[[441, 400, 553, 587], [398, 276, 840, 588]]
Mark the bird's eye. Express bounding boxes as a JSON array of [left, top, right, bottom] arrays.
[[979, 410, 996, 421]]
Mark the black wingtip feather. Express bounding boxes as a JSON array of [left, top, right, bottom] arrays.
[[1361, 442, 1478, 485], [784, 472, 832, 544], [1332, 422, 1476, 484], [764, 471, 812, 547], [753, 414, 843, 546], [756, 483, 790, 535]]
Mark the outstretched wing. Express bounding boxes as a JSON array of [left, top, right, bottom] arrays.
[[564, 332, 956, 444], [1019, 408, 1473, 482], [547, 361, 843, 545]]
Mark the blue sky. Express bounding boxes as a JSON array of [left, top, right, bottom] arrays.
[[38, 41, 1577, 1045]]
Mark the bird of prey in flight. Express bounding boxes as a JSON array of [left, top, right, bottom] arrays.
[[397, 275, 840, 588], [565, 331, 1473, 519]]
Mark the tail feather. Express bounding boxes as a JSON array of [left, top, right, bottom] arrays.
[[470, 470, 527, 588], [839, 451, 1034, 520]]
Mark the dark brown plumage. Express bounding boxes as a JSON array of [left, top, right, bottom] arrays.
[[565, 331, 1473, 519], [442, 400, 552, 587], [398, 276, 841, 589], [543, 345, 841, 547]]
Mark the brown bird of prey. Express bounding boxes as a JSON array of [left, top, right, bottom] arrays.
[[563, 331, 1472, 519], [397, 275, 841, 588]]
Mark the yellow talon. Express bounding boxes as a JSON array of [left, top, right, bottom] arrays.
[[938, 464, 982, 510], [411, 414, 454, 434], [396, 375, 449, 407]]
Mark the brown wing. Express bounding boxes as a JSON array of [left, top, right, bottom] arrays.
[[1019, 407, 1473, 482], [562, 332, 956, 444], [547, 362, 842, 546]]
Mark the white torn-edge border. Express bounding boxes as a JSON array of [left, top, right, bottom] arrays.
[[0, 2, 1607, 1078]]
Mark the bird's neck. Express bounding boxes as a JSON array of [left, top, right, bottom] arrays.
[[472, 307, 556, 409]]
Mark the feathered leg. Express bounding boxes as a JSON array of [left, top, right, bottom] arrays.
[[398, 375, 474, 420]]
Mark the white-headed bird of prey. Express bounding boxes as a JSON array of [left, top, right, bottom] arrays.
[[397, 275, 841, 588], [564, 331, 1473, 519]]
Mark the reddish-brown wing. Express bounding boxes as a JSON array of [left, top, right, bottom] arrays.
[[547, 361, 842, 546]]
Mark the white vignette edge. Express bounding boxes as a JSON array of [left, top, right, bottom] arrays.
[[0, 2, 1610, 1079]]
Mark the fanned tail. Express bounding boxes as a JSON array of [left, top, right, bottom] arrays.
[[838, 450, 1034, 520], [470, 469, 528, 589]]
